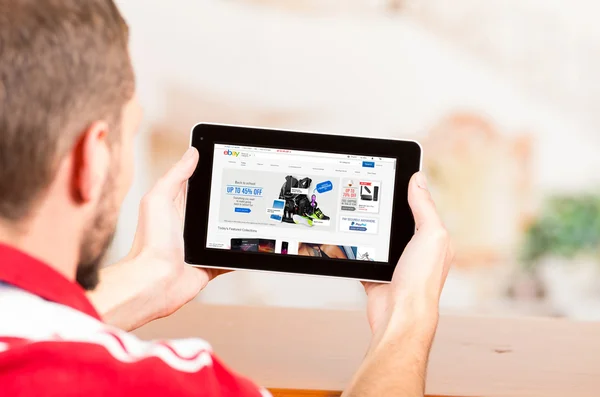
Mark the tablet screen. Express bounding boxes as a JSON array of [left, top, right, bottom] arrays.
[[205, 143, 397, 263]]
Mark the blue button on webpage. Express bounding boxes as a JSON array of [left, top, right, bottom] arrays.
[[362, 161, 375, 168], [235, 207, 251, 213]]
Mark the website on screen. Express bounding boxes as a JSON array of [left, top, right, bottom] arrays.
[[205, 143, 397, 262]]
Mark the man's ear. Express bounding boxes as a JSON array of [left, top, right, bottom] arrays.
[[71, 121, 111, 203]]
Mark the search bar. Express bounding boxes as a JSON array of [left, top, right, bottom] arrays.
[[252, 152, 363, 167]]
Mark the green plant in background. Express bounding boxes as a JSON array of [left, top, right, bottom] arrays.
[[521, 194, 600, 271]]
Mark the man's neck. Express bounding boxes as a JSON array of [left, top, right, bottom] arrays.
[[0, 213, 79, 282]]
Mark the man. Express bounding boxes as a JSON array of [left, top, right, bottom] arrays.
[[0, 1, 453, 396]]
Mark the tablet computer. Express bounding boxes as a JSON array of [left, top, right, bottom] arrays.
[[184, 123, 422, 282]]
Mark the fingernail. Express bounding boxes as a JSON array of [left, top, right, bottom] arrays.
[[416, 172, 428, 190], [182, 147, 195, 162]]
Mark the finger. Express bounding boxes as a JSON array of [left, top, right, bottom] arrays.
[[408, 172, 442, 231], [441, 242, 455, 287], [153, 147, 199, 200], [361, 280, 372, 291], [361, 280, 384, 295], [188, 266, 232, 286], [175, 182, 187, 220], [207, 268, 232, 280]]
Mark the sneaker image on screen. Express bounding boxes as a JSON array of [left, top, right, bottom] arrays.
[[308, 207, 330, 221], [279, 175, 331, 225], [292, 214, 313, 227]]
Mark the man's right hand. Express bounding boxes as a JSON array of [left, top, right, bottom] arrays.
[[344, 172, 454, 397]]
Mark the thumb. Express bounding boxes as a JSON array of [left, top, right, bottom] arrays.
[[408, 172, 442, 231], [153, 147, 199, 199]]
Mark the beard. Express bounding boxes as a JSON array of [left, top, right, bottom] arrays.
[[76, 164, 120, 291]]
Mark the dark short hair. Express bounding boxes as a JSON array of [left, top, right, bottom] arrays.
[[0, 0, 135, 221]]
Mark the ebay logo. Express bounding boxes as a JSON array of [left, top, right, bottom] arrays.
[[223, 150, 240, 157]]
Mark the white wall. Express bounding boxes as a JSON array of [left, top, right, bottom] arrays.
[[407, 0, 600, 129], [110, 0, 600, 311]]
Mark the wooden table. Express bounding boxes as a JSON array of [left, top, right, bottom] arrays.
[[134, 303, 600, 397], [267, 390, 448, 397]]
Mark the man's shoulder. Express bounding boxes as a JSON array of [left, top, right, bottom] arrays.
[[0, 282, 111, 338], [0, 334, 270, 397], [0, 325, 272, 397], [0, 282, 213, 360], [0, 284, 270, 397], [0, 332, 213, 395]]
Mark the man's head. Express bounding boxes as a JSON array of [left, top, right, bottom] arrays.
[[0, 0, 141, 289]]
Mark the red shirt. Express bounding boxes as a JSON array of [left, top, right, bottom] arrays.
[[0, 244, 270, 397]]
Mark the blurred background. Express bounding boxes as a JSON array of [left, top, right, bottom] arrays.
[[108, 0, 600, 320]]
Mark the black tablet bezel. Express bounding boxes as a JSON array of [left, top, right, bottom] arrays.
[[184, 123, 422, 282]]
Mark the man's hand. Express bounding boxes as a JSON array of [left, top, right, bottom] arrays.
[[344, 172, 453, 397], [89, 147, 228, 331], [364, 172, 452, 341], [127, 147, 229, 320]]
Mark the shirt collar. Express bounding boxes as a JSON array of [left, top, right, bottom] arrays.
[[0, 243, 101, 320]]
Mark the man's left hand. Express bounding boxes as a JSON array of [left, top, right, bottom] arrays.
[[89, 147, 228, 331]]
